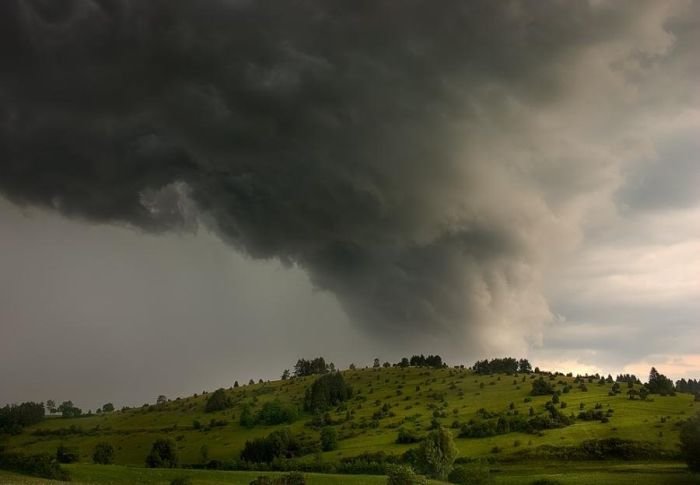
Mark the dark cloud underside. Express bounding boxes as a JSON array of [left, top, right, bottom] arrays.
[[1, 0, 698, 351]]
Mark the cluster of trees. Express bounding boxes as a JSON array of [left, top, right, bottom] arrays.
[[240, 429, 301, 463], [204, 389, 232, 413], [293, 357, 331, 377], [530, 377, 555, 396], [676, 378, 700, 395], [472, 357, 531, 374], [647, 367, 675, 395], [393, 355, 445, 368], [303, 373, 352, 413], [0, 402, 44, 435]]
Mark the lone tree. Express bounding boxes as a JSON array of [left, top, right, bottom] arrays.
[[93, 442, 115, 465], [416, 426, 457, 480], [680, 413, 700, 472], [102, 403, 114, 413], [145, 438, 178, 468]]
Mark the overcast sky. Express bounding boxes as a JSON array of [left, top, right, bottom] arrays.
[[1, 0, 699, 411]]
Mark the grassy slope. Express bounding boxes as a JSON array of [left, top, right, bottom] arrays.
[[4, 367, 698, 467]]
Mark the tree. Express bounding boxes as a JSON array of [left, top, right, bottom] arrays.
[[399, 358, 410, 368], [303, 373, 352, 413], [102, 403, 114, 413], [416, 426, 457, 480], [205, 388, 231, 413], [647, 367, 675, 395], [249, 379, 255, 386], [93, 442, 115, 465], [281, 369, 290, 380], [320, 427, 337, 451], [680, 413, 700, 472], [145, 438, 178, 468], [0, 402, 45, 434], [156, 395, 167, 405], [373, 358, 381, 368], [293, 357, 329, 377], [46, 400, 56, 414], [58, 401, 81, 418], [530, 377, 554, 396], [234, 381, 239, 388]]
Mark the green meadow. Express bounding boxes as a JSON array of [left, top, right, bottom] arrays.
[[2, 366, 699, 483]]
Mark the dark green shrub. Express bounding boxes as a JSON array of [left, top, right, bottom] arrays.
[[145, 438, 178, 468], [396, 427, 421, 444], [56, 444, 79, 464], [680, 413, 700, 472], [386, 464, 427, 485], [320, 427, 338, 451], [92, 442, 114, 464]]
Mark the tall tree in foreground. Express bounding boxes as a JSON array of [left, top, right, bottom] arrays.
[[680, 414, 700, 472], [416, 426, 457, 480]]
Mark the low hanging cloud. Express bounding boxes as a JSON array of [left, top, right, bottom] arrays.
[[1, 0, 699, 355]]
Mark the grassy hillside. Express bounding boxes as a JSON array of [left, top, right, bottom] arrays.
[[4, 366, 698, 468]]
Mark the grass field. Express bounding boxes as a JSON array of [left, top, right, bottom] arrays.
[[1, 463, 699, 484], [2, 366, 699, 483]]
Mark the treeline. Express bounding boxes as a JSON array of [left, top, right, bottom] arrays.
[[0, 402, 44, 435], [647, 367, 676, 396], [676, 378, 700, 395], [293, 357, 332, 377], [402, 355, 445, 368], [472, 357, 532, 374], [615, 374, 641, 384]]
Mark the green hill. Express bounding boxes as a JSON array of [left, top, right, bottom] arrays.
[[4, 365, 697, 470]]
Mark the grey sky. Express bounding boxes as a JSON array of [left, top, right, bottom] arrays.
[[1, 0, 699, 410]]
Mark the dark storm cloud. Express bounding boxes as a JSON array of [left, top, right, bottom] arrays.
[[1, 0, 698, 348]]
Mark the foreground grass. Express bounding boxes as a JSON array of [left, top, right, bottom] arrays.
[[1, 463, 699, 485]]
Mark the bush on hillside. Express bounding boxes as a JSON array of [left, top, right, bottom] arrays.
[[92, 442, 115, 464], [320, 427, 338, 451], [145, 438, 178, 468], [257, 400, 298, 425], [386, 464, 427, 485], [530, 377, 555, 396]]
